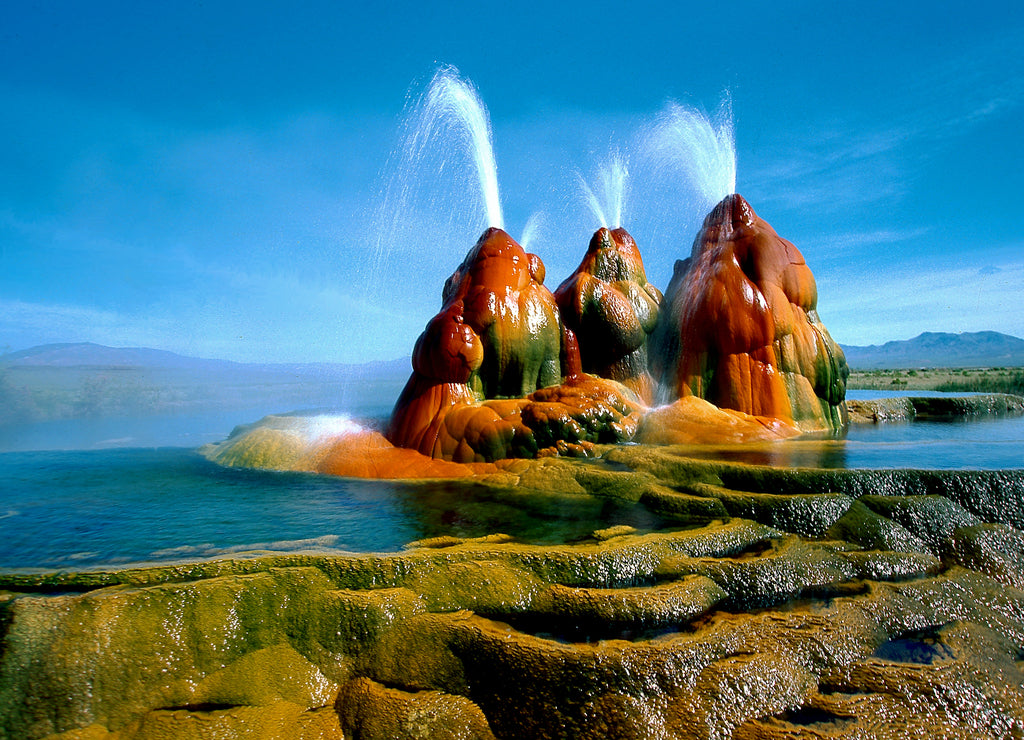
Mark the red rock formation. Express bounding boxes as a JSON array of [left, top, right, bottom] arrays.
[[441, 227, 563, 398], [387, 228, 642, 462], [554, 228, 662, 403], [653, 194, 848, 432], [312, 429, 499, 478], [636, 395, 800, 445], [386, 228, 561, 458]]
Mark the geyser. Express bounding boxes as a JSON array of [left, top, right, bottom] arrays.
[[554, 226, 662, 404], [641, 98, 737, 211], [552, 156, 662, 403], [578, 153, 629, 230], [370, 64, 507, 309], [379, 87, 848, 460], [652, 193, 849, 432], [12, 69, 1024, 740], [385, 227, 643, 462], [382, 190, 849, 461], [216, 78, 848, 463], [402, 65, 504, 230]]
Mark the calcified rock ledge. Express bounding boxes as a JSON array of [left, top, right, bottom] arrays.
[[3, 447, 1024, 739], [846, 392, 1024, 423]]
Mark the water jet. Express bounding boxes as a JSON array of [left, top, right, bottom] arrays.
[[578, 152, 629, 230], [397, 65, 504, 231]]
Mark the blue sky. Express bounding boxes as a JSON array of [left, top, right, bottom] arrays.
[[2, 0, 1022, 363]]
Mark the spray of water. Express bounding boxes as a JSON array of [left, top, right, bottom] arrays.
[[400, 66, 504, 230], [303, 414, 366, 442], [641, 95, 736, 211], [370, 65, 503, 286], [363, 65, 506, 399], [519, 212, 545, 251], [578, 153, 629, 229]]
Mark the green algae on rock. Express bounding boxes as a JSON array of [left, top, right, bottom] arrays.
[[4, 448, 1024, 739], [554, 227, 663, 404], [3, 538, 1022, 739], [651, 194, 849, 435]]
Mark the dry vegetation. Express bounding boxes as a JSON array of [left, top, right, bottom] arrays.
[[848, 367, 1024, 395]]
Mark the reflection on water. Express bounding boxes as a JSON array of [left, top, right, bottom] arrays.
[[1, 398, 1022, 570], [674, 439, 851, 469], [0, 448, 666, 571], [679, 414, 1024, 470]]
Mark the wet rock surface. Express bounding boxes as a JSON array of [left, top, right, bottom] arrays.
[[382, 227, 649, 462], [652, 194, 848, 434], [384, 195, 856, 462], [4, 448, 1024, 739], [554, 227, 663, 404]]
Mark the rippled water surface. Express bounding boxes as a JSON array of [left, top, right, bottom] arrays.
[[1, 400, 1021, 570], [0, 448, 414, 569], [0, 447, 661, 570]]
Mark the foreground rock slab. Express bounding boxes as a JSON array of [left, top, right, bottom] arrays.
[[3, 448, 1024, 739]]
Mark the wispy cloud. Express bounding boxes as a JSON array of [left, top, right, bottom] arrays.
[[745, 129, 910, 213], [795, 227, 933, 270], [0, 87, 423, 362], [0, 267, 420, 363], [816, 228, 930, 254], [821, 257, 1024, 345], [0, 299, 183, 354], [745, 30, 1024, 217], [913, 32, 1024, 137]]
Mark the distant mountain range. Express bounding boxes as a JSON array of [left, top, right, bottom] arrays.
[[8, 331, 1024, 386], [840, 331, 1024, 370], [7, 333, 1024, 377], [1, 342, 410, 377]]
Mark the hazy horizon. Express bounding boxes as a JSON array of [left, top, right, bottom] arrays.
[[4, 2, 1022, 364], [6, 327, 1024, 368]]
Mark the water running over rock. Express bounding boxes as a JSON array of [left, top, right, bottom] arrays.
[[651, 194, 848, 434]]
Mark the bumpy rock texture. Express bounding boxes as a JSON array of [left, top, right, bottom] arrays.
[[385, 228, 644, 462], [653, 194, 848, 433], [386, 195, 855, 459], [554, 227, 663, 403], [386, 227, 560, 449], [5, 449, 1024, 740]]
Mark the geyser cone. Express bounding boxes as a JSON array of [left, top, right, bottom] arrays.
[[386, 227, 563, 456], [439, 227, 562, 398], [653, 194, 848, 432], [554, 227, 662, 403]]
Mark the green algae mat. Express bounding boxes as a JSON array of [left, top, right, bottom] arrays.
[[3, 446, 1024, 739]]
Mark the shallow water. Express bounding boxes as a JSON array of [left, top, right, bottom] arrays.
[[682, 414, 1024, 470], [0, 447, 661, 570], [0, 448, 411, 569], [1, 394, 1022, 571]]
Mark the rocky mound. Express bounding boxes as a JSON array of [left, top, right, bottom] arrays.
[[554, 227, 663, 404], [385, 228, 646, 462], [653, 194, 848, 434]]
